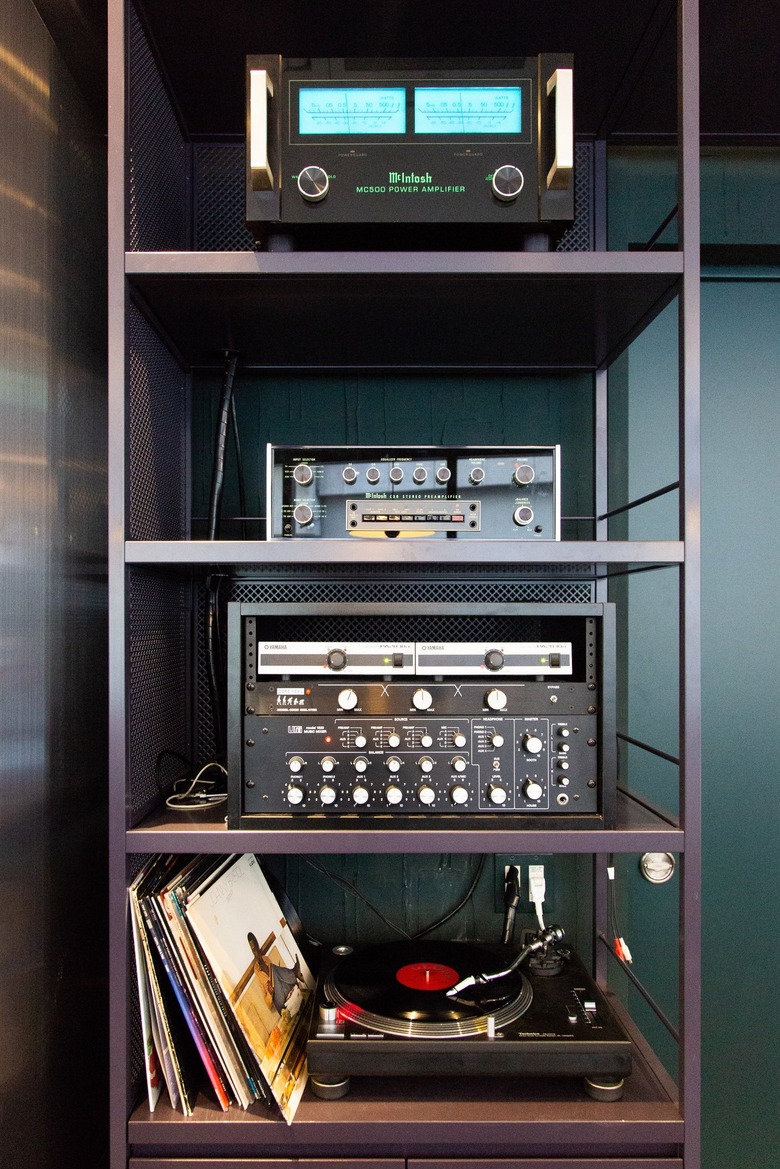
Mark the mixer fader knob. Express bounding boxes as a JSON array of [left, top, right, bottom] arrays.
[[524, 780, 544, 801], [385, 785, 403, 805], [286, 785, 305, 806], [487, 783, 508, 805], [318, 785, 337, 806], [412, 688, 433, 711], [417, 785, 436, 805], [522, 733, 544, 755], [450, 785, 469, 805], [351, 785, 370, 805]]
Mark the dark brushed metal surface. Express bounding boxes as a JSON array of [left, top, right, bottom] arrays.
[[0, 0, 107, 1164]]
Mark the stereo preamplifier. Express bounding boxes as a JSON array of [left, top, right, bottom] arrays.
[[245, 56, 574, 241], [226, 604, 615, 830], [267, 444, 560, 540]]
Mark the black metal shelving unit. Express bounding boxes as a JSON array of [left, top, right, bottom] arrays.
[[108, 2, 701, 1166]]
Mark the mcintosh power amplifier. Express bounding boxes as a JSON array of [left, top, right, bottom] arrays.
[[226, 603, 616, 830], [267, 444, 561, 540], [246, 55, 573, 240]]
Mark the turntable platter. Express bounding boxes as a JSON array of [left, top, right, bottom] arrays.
[[323, 940, 533, 1037]]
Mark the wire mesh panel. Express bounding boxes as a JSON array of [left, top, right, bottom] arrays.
[[194, 143, 256, 251], [557, 141, 595, 252], [127, 302, 189, 541], [127, 1, 190, 250]]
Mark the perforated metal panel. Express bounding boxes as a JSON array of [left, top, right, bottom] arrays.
[[128, 302, 189, 540], [127, 1, 190, 250], [194, 143, 256, 251], [556, 141, 595, 252], [128, 570, 192, 822]]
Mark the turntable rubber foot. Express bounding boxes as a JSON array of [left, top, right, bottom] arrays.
[[583, 1075, 625, 1102], [310, 1074, 351, 1100]]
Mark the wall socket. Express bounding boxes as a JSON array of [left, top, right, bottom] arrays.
[[494, 855, 554, 912]]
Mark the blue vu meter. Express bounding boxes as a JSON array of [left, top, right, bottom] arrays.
[[414, 87, 522, 135], [298, 88, 406, 135]]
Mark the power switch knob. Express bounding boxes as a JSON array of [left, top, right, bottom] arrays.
[[298, 165, 329, 202], [492, 164, 524, 202], [484, 648, 504, 671], [326, 648, 347, 671]]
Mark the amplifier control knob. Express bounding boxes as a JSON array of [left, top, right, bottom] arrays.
[[513, 463, 535, 486], [558, 743, 570, 753], [451, 756, 468, 773], [490, 732, 505, 748], [487, 783, 508, 805], [412, 688, 433, 711], [353, 756, 369, 773], [485, 688, 507, 711], [469, 465, 486, 485], [417, 784, 436, 805], [386, 756, 402, 773], [420, 734, 433, 748], [293, 463, 314, 486], [387, 732, 401, 748], [288, 756, 304, 773], [293, 503, 313, 526], [558, 727, 570, 738], [320, 755, 336, 773], [389, 465, 404, 484], [351, 784, 370, 805], [558, 760, 570, 771], [450, 785, 469, 805], [297, 164, 329, 202], [286, 785, 305, 806], [418, 756, 434, 774], [342, 466, 359, 484], [385, 784, 403, 805], [413, 466, 427, 483], [338, 688, 359, 710], [557, 775, 570, 787], [513, 505, 534, 526], [436, 465, 452, 484], [327, 648, 347, 671], [453, 732, 467, 748], [319, 784, 337, 805], [366, 466, 381, 485], [523, 733, 544, 755], [524, 780, 544, 801], [484, 648, 504, 671], [354, 734, 367, 749], [492, 164, 524, 202]]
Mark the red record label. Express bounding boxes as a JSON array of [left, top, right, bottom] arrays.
[[395, 961, 459, 991]]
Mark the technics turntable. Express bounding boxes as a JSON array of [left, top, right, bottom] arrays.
[[307, 927, 632, 1101]]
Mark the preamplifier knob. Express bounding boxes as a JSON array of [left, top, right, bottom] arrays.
[[293, 463, 314, 485], [385, 784, 403, 805], [417, 784, 436, 805], [386, 756, 402, 773], [413, 466, 427, 483], [487, 783, 508, 805], [450, 785, 469, 805], [524, 780, 544, 801], [420, 734, 433, 748], [513, 463, 535, 486], [484, 648, 505, 671], [436, 465, 452, 484], [492, 164, 524, 202], [451, 756, 468, 773], [469, 465, 486, 485], [490, 732, 505, 748], [288, 756, 304, 773], [319, 784, 337, 805], [342, 466, 358, 484], [354, 734, 367, 749], [387, 732, 401, 748], [513, 505, 534, 526], [389, 465, 404, 484], [418, 756, 434, 774], [412, 688, 433, 711], [366, 466, 381, 485], [286, 785, 305, 806], [326, 648, 347, 671], [338, 688, 359, 710], [485, 687, 507, 711], [453, 732, 467, 748], [320, 755, 337, 773], [293, 503, 313, 526], [522, 733, 544, 755], [351, 784, 370, 805], [297, 164, 329, 202], [558, 760, 570, 771]]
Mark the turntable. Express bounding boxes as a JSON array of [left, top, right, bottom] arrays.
[[307, 930, 631, 1101]]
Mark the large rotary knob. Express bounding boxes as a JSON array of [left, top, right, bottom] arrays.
[[492, 164, 524, 202], [450, 785, 469, 805], [297, 164, 329, 202], [484, 648, 505, 671], [487, 783, 508, 806], [417, 784, 436, 806], [318, 784, 337, 806], [524, 780, 544, 801], [385, 784, 403, 806], [351, 784, 370, 806], [485, 687, 507, 711], [326, 648, 347, 671], [286, 785, 305, 806], [338, 688, 359, 711], [522, 733, 544, 755], [293, 463, 314, 486], [412, 688, 433, 711], [293, 503, 313, 526], [513, 463, 535, 486]]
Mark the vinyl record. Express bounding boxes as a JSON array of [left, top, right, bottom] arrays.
[[324, 940, 533, 1037]]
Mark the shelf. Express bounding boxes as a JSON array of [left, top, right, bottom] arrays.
[[127, 789, 683, 855], [125, 539, 685, 566], [126, 251, 683, 370], [128, 1009, 681, 1159]]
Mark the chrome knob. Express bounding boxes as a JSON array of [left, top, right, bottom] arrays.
[[293, 503, 313, 526], [418, 756, 434, 774], [351, 785, 370, 805], [286, 785, 305, 806], [293, 463, 314, 485], [417, 784, 436, 805], [297, 164, 329, 202], [326, 648, 347, 671], [513, 463, 535, 486], [451, 756, 468, 773], [342, 466, 358, 484], [385, 785, 403, 805], [288, 756, 304, 773], [492, 164, 524, 202], [513, 505, 534, 526], [386, 756, 402, 773], [353, 756, 369, 773], [320, 755, 336, 773], [319, 784, 337, 805]]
